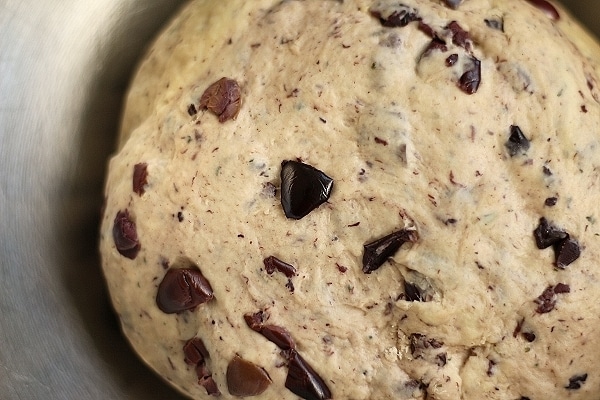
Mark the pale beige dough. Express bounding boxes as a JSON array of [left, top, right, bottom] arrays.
[[100, 0, 600, 398]]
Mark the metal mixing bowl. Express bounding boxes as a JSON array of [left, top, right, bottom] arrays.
[[0, 1, 598, 399]]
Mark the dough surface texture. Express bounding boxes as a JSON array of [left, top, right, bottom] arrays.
[[100, 0, 600, 398]]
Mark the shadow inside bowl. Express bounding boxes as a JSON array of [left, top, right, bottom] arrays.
[[59, 1, 189, 399]]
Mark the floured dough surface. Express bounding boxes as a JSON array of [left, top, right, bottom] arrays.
[[100, 0, 600, 399]]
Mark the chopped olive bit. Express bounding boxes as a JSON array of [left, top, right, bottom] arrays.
[[264, 256, 296, 278], [421, 37, 448, 58], [263, 256, 297, 292], [445, 53, 458, 67], [199, 376, 221, 397], [417, 21, 436, 38], [535, 286, 557, 313], [369, 5, 420, 28], [404, 281, 430, 302], [522, 331, 536, 342], [484, 18, 504, 32], [226, 355, 272, 397], [533, 217, 581, 268], [260, 324, 296, 350], [244, 311, 296, 350], [280, 160, 334, 220], [199, 77, 241, 122], [183, 337, 220, 396], [505, 125, 530, 157], [362, 229, 418, 273], [187, 103, 198, 116], [533, 217, 567, 249], [554, 238, 580, 269], [156, 268, 214, 314], [565, 373, 587, 390], [243, 312, 331, 399], [132, 162, 148, 196], [184, 337, 210, 366], [553, 282, 571, 294], [284, 349, 332, 400], [534, 283, 570, 314], [112, 209, 141, 259], [525, 0, 560, 20], [446, 21, 471, 50], [443, 0, 462, 9], [244, 310, 268, 331], [459, 57, 481, 94]]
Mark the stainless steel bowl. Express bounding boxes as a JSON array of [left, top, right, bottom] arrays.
[[0, 1, 598, 399]]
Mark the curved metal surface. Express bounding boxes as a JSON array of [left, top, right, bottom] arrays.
[[0, 1, 187, 399], [0, 1, 597, 399]]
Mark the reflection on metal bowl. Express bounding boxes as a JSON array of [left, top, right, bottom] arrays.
[[0, 1, 597, 399]]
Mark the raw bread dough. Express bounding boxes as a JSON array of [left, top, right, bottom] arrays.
[[100, 0, 600, 398]]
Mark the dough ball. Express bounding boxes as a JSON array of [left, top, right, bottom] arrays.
[[100, 1, 600, 399]]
